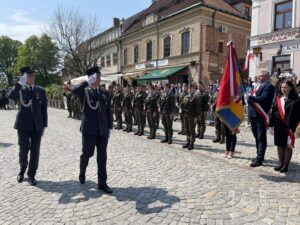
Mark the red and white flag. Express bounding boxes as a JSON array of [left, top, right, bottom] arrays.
[[243, 50, 252, 71]]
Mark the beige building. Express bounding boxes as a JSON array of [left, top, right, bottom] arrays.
[[120, 0, 251, 85], [250, 0, 300, 80]]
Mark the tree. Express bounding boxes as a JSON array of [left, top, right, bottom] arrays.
[[0, 36, 22, 86], [47, 6, 102, 78], [13, 34, 60, 86]]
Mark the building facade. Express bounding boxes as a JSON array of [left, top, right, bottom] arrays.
[[120, 0, 251, 85], [250, 0, 300, 80]]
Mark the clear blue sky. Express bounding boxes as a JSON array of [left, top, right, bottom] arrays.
[[0, 0, 152, 42]]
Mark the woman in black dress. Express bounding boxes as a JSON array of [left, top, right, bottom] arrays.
[[270, 80, 300, 173]]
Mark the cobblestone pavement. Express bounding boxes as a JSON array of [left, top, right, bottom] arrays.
[[0, 108, 299, 225]]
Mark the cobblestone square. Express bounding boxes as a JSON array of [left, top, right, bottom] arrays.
[[0, 108, 299, 225]]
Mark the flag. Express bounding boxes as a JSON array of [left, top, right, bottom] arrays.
[[243, 49, 252, 71], [216, 42, 244, 131]]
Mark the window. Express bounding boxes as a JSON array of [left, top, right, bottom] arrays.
[[134, 45, 139, 63], [274, 1, 292, 31], [273, 55, 290, 71], [218, 41, 224, 53], [163, 36, 171, 58], [181, 31, 190, 55], [106, 55, 111, 67], [124, 49, 128, 65], [113, 53, 118, 65], [101, 57, 105, 67], [244, 6, 250, 17], [146, 41, 152, 61]]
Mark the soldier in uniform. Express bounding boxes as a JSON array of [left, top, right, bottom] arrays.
[[159, 83, 176, 144], [211, 89, 225, 143], [122, 85, 134, 132], [132, 86, 138, 125], [177, 83, 188, 135], [72, 66, 113, 194], [133, 84, 147, 136], [145, 85, 160, 139], [196, 82, 209, 139], [63, 80, 73, 118], [182, 83, 201, 150], [7, 66, 48, 185], [112, 85, 124, 130]]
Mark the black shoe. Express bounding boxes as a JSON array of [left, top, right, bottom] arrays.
[[199, 135, 204, 139], [127, 129, 132, 133], [252, 158, 265, 163], [182, 132, 186, 135], [123, 128, 128, 132], [178, 131, 183, 135], [98, 184, 113, 194], [196, 133, 200, 138], [188, 144, 194, 150], [182, 143, 190, 148], [138, 133, 144, 136], [280, 166, 288, 173], [161, 139, 168, 143], [28, 177, 37, 186], [250, 161, 262, 167], [168, 139, 172, 144], [212, 138, 220, 143], [79, 174, 86, 184], [219, 139, 225, 144], [17, 173, 24, 183], [274, 165, 283, 171], [134, 132, 139, 135]]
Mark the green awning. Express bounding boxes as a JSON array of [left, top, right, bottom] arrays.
[[137, 66, 186, 81]]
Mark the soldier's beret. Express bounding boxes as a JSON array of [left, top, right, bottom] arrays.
[[20, 66, 36, 74], [86, 66, 101, 76]]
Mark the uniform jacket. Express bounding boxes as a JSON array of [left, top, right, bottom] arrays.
[[145, 93, 160, 112], [160, 92, 176, 114], [7, 83, 48, 132], [72, 82, 113, 136], [182, 93, 201, 117], [112, 91, 124, 107], [122, 93, 134, 109], [248, 82, 275, 118], [133, 91, 147, 111]]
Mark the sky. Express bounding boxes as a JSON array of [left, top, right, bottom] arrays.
[[0, 0, 152, 42]]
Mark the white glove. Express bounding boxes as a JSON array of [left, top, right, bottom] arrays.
[[18, 73, 28, 86], [87, 73, 97, 85], [268, 127, 274, 136], [108, 129, 112, 138]]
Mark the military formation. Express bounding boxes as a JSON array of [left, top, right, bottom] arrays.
[[74, 81, 220, 151]]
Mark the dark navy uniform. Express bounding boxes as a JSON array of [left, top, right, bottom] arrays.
[[72, 79, 113, 188], [8, 79, 47, 182]]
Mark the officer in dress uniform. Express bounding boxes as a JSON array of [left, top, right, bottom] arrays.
[[72, 66, 113, 194], [182, 83, 201, 150], [159, 83, 176, 144], [122, 85, 134, 133], [145, 85, 160, 139], [133, 84, 147, 136], [177, 83, 188, 135], [7, 66, 48, 185], [112, 84, 124, 130]]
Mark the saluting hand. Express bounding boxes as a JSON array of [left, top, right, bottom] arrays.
[[18, 73, 28, 86], [87, 73, 97, 85]]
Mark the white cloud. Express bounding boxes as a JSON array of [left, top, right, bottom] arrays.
[[0, 9, 46, 42]]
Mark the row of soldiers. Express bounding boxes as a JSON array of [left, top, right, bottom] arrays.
[[110, 82, 224, 150]]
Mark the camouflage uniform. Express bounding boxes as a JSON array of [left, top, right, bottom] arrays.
[[133, 91, 147, 136], [211, 91, 225, 143], [182, 92, 201, 150], [122, 92, 134, 132], [177, 90, 188, 135], [145, 92, 160, 139], [112, 90, 124, 129], [160, 91, 176, 144], [196, 90, 209, 139]]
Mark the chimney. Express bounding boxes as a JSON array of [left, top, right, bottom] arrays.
[[113, 18, 120, 27]]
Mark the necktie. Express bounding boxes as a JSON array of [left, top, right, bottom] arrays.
[[30, 87, 33, 99]]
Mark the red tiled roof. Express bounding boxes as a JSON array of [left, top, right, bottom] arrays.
[[123, 0, 246, 35]]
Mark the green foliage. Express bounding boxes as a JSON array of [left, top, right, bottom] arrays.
[[45, 84, 64, 100], [13, 34, 60, 87], [0, 36, 22, 86]]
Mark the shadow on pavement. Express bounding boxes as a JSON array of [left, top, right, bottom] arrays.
[[35, 180, 180, 214], [0, 142, 14, 148]]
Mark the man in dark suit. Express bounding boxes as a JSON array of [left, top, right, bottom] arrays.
[[247, 70, 275, 167], [7, 66, 48, 185], [72, 66, 113, 194]]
